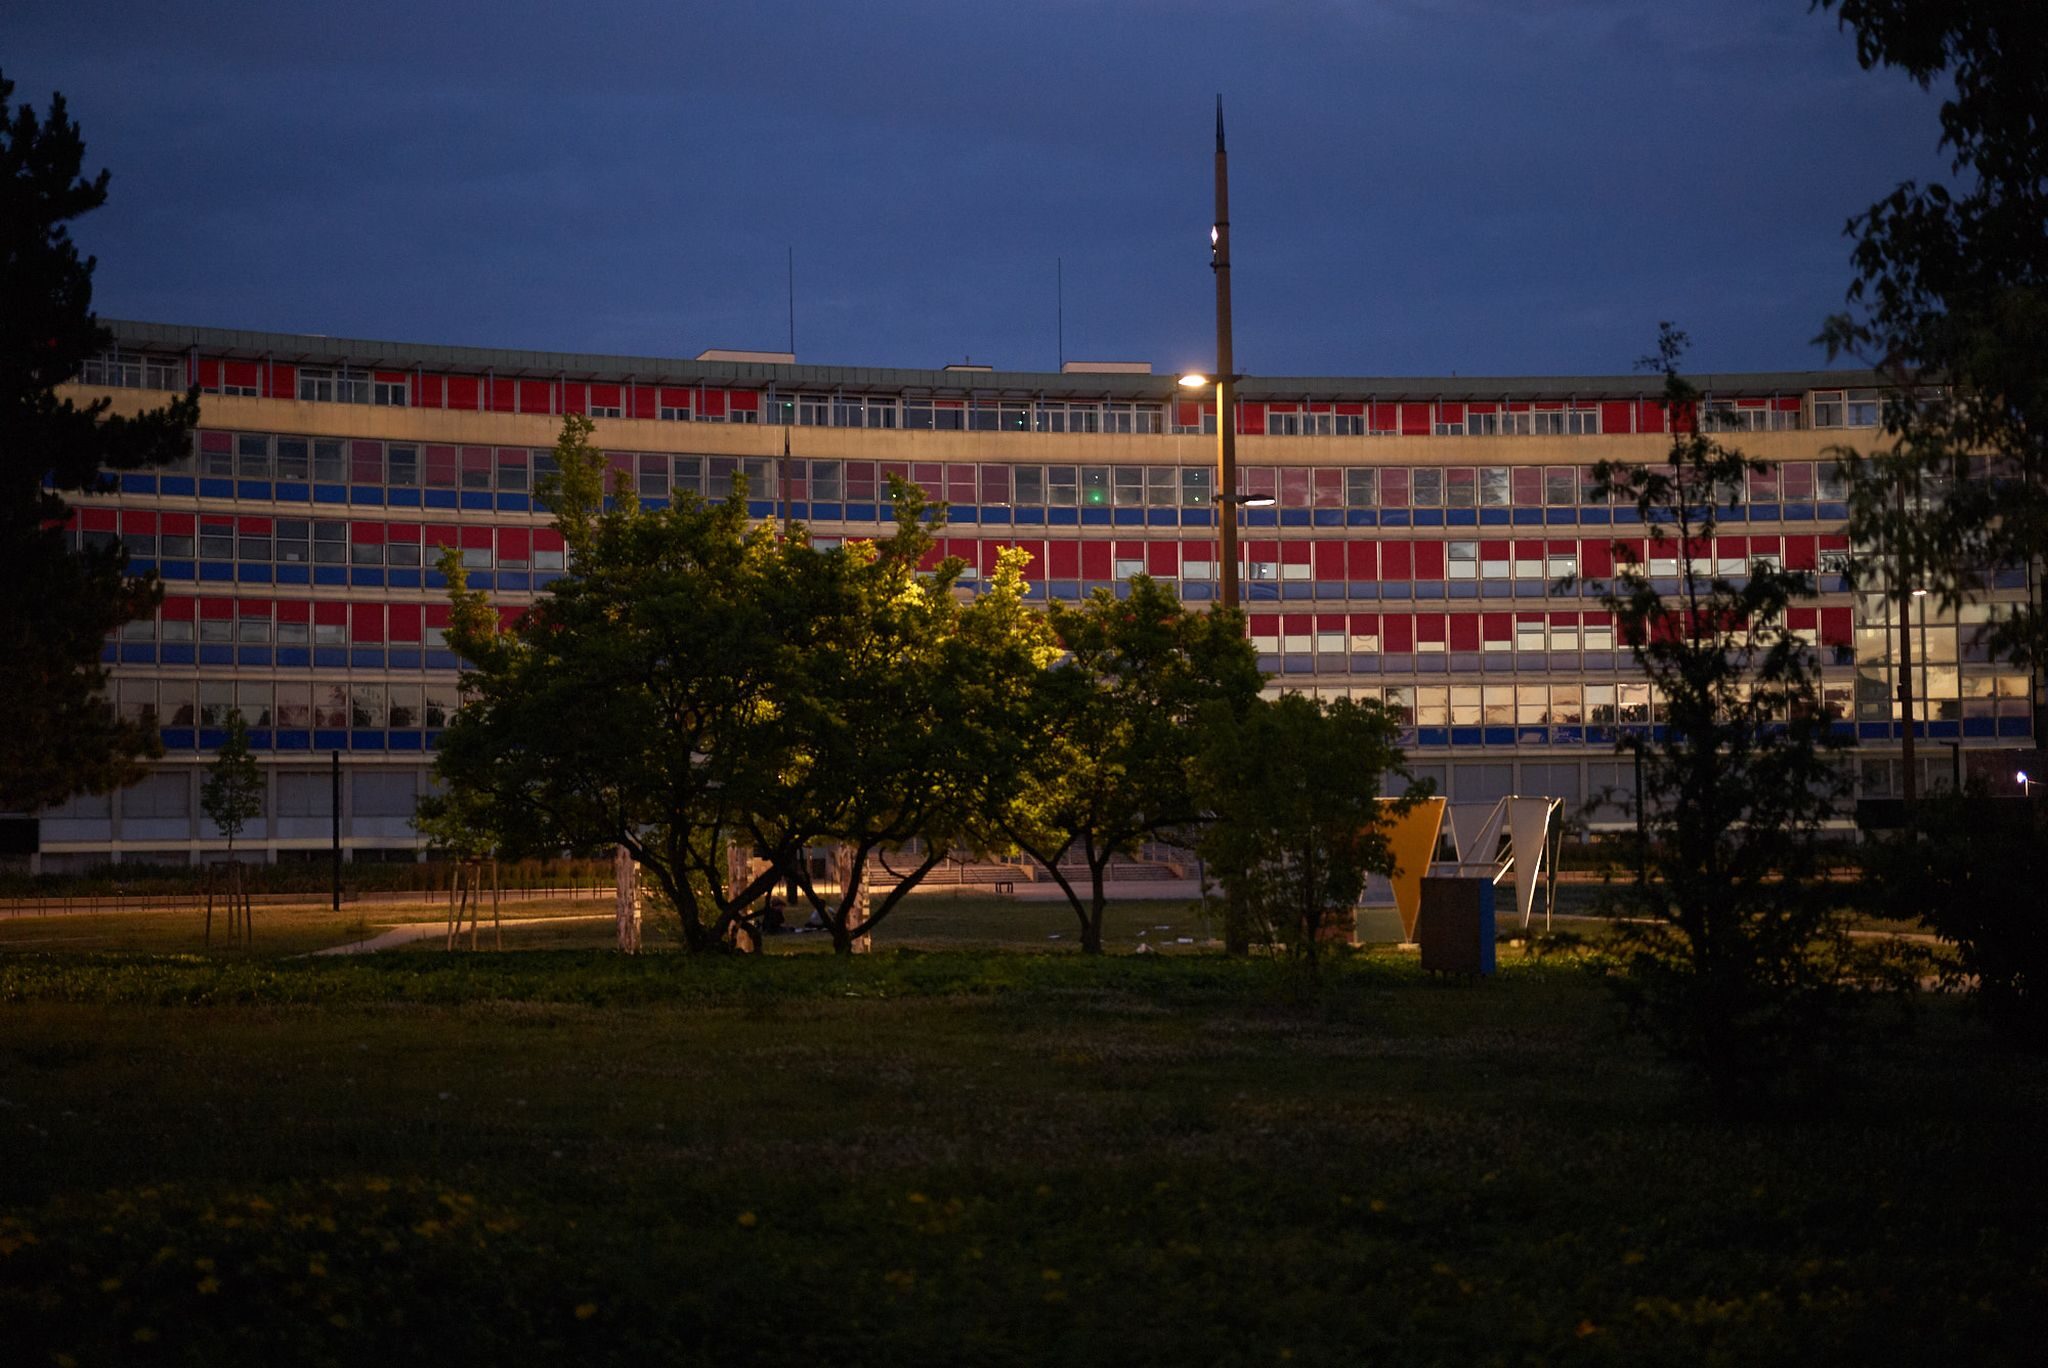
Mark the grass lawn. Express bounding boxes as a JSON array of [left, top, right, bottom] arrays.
[[1, 942, 2041, 1365]]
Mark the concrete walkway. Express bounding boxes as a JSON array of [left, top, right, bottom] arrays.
[[311, 913, 614, 956]]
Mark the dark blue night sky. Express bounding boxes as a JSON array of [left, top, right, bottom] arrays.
[[4, 1, 1947, 378]]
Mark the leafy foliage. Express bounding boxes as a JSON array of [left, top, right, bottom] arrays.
[[1194, 692, 1413, 964], [199, 713, 263, 853], [1586, 328, 1855, 1105], [0, 73, 200, 809], [987, 576, 1261, 953]]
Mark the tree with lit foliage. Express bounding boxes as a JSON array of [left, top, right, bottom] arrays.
[[0, 72, 200, 811]]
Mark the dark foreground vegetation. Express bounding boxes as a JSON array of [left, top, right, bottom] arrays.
[[2, 948, 2043, 1366]]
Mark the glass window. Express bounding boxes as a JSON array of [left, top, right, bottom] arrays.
[[811, 460, 842, 502], [1182, 467, 1213, 506], [388, 686, 423, 730], [638, 454, 668, 497], [199, 521, 234, 559], [1012, 465, 1043, 505], [1411, 468, 1443, 506], [313, 440, 346, 483], [387, 444, 419, 487], [1048, 466, 1078, 506], [275, 438, 309, 481], [313, 521, 346, 564], [274, 519, 310, 563], [1479, 468, 1511, 506], [1113, 466, 1145, 506], [672, 455, 703, 497], [236, 434, 271, 478], [1446, 468, 1475, 507], [1147, 466, 1177, 507], [351, 535, 383, 566], [238, 527, 270, 563], [198, 680, 235, 726], [350, 684, 385, 729], [498, 449, 530, 492], [275, 683, 311, 729], [236, 681, 273, 725], [1081, 467, 1110, 509], [1448, 541, 1478, 579], [1544, 468, 1576, 506]]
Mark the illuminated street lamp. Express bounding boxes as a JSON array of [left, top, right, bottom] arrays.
[[2019, 769, 2039, 796], [1188, 96, 1244, 613]]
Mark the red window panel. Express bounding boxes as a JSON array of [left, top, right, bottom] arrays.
[[162, 596, 196, 622], [1007, 540, 1046, 579], [1181, 539, 1216, 568], [1280, 541, 1310, 568], [535, 528, 565, 555], [1081, 541, 1112, 580], [200, 597, 234, 620], [81, 507, 116, 532], [1316, 612, 1345, 632], [1249, 613, 1280, 637], [1266, 402, 1298, 415], [1313, 469, 1343, 508], [1245, 539, 1279, 567], [1147, 542, 1180, 576], [629, 385, 656, 421], [950, 537, 981, 566], [1349, 612, 1378, 634], [445, 375, 480, 410], [313, 598, 346, 626], [1506, 401, 1531, 414], [388, 603, 423, 642], [728, 390, 759, 414], [1579, 540, 1613, 577], [1821, 608, 1852, 646], [350, 522, 384, 545], [1049, 540, 1080, 578], [517, 380, 552, 414], [700, 388, 728, 419], [951, 465, 980, 503], [1174, 400, 1201, 428], [1718, 535, 1746, 562], [1438, 401, 1465, 426], [1307, 403, 1331, 416], [423, 524, 459, 551], [1550, 610, 1579, 629], [122, 510, 157, 534], [1514, 540, 1544, 564], [1413, 541, 1446, 580], [1784, 535, 1817, 570], [486, 378, 515, 412], [1467, 402, 1496, 416], [461, 447, 492, 487], [592, 384, 623, 410], [1382, 542, 1413, 579], [658, 386, 692, 413], [161, 512, 195, 536], [917, 540, 946, 572], [912, 462, 943, 492], [222, 362, 260, 392], [1549, 538, 1577, 559], [1383, 614, 1415, 651], [498, 528, 530, 560], [352, 441, 383, 483], [1788, 607, 1818, 631], [1480, 540, 1510, 564], [978, 541, 1004, 576], [1611, 538, 1647, 569], [1313, 542, 1345, 580], [237, 516, 271, 535], [197, 359, 221, 389], [384, 522, 420, 546], [1483, 612, 1512, 643], [266, 363, 294, 400], [1415, 613, 1446, 645], [1347, 541, 1377, 580], [351, 604, 384, 642], [201, 430, 231, 456], [237, 598, 273, 619], [1237, 402, 1265, 434], [373, 370, 407, 385], [1819, 533, 1849, 553], [1449, 614, 1480, 650], [1597, 401, 1632, 434], [1335, 402, 1364, 417], [425, 604, 451, 630], [1518, 610, 1546, 625], [274, 599, 308, 624], [498, 606, 524, 630], [417, 373, 444, 408], [1636, 401, 1668, 434], [560, 382, 586, 415], [460, 527, 493, 550]]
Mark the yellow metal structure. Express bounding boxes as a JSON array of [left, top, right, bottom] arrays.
[[1379, 796, 1448, 942]]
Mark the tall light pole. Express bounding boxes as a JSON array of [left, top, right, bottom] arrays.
[[1210, 95, 1239, 613]]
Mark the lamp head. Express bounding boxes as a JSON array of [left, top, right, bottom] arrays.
[[1178, 372, 1210, 389]]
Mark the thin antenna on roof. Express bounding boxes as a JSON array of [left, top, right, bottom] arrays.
[[787, 246, 796, 356], [1057, 257, 1064, 370]]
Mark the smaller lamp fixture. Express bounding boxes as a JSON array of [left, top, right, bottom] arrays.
[[1215, 492, 1275, 508], [1179, 371, 1211, 389]]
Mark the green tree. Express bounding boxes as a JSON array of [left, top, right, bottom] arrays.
[[1815, 2, 2048, 743], [0, 73, 200, 811], [200, 712, 262, 857], [987, 576, 1261, 954], [1586, 327, 1856, 1107], [1194, 692, 1412, 965]]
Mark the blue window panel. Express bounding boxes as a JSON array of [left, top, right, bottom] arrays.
[[1714, 505, 1745, 524], [350, 485, 385, 506], [159, 560, 197, 581], [120, 473, 158, 495], [1414, 582, 1445, 599], [1483, 726, 1517, 746], [161, 727, 195, 750], [198, 728, 227, 750], [313, 647, 347, 669], [1255, 654, 1281, 674], [747, 499, 777, 519], [1313, 583, 1346, 600], [1450, 726, 1483, 746], [1243, 509, 1277, 529], [272, 566, 309, 589], [99, 643, 116, 663], [1112, 581, 1133, 599], [1993, 567, 2029, 589], [1412, 509, 1444, 528], [424, 569, 448, 590], [1145, 508, 1176, 528], [119, 644, 156, 664], [498, 571, 531, 592], [498, 493, 531, 513], [1749, 503, 1779, 522], [1021, 582, 1047, 601], [1380, 581, 1412, 599], [1445, 508, 1477, 526], [1580, 508, 1611, 526], [467, 571, 494, 591], [1926, 719, 1960, 739], [386, 648, 421, 670], [940, 505, 972, 525], [1013, 506, 1046, 526], [423, 488, 458, 509], [1609, 507, 1641, 524], [1345, 509, 1375, 528], [1545, 509, 1576, 525], [1183, 581, 1214, 601], [1184, 507, 1217, 527], [1282, 583, 1312, 601], [199, 562, 233, 582], [850, 502, 885, 522], [1379, 510, 1410, 529], [198, 477, 233, 499], [1417, 727, 1451, 748], [129, 558, 158, 577], [1046, 506, 1078, 526], [237, 564, 273, 584], [1998, 716, 2032, 737], [274, 481, 309, 502], [1830, 721, 1858, 742], [535, 572, 563, 590], [1516, 727, 1549, 746], [1553, 725, 1584, 746], [426, 650, 460, 671], [1246, 582, 1281, 602], [1312, 509, 1344, 528], [781, 501, 808, 520], [161, 475, 196, 496], [275, 647, 309, 668], [236, 647, 272, 667], [1479, 509, 1510, 526], [1515, 582, 1549, 599], [389, 731, 424, 752], [1348, 582, 1378, 599], [236, 480, 272, 501], [458, 491, 490, 512], [350, 568, 386, 589], [198, 644, 232, 666], [384, 487, 421, 508], [1784, 503, 1815, 521], [810, 502, 844, 522], [1050, 579, 1082, 600], [1962, 717, 1996, 738], [313, 484, 346, 504], [1448, 582, 1478, 599], [1282, 656, 1316, 674], [1512, 508, 1542, 525], [312, 565, 346, 587], [426, 731, 442, 751], [1279, 509, 1311, 528], [274, 729, 311, 751], [350, 648, 386, 670], [1082, 507, 1112, 526], [1820, 575, 1851, 594], [350, 730, 386, 752], [1819, 502, 1849, 520], [314, 729, 349, 751], [160, 643, 195, 665], [388, 568, 421, 590], [247, 729, 273, 751]]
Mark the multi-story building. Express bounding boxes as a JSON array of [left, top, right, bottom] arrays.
[[31, 319, 2036, 871]]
